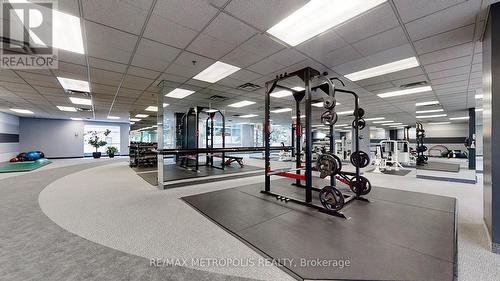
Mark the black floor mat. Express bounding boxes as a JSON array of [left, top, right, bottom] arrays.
[[366, 169, 412, 176], [182, 179, 457, 281], [418, 161, 460, 173]]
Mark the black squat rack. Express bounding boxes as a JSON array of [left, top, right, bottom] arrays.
[[262, 67, 372, 219]]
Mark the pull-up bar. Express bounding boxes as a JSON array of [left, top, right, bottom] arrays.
[[156, 146, 292, 155]]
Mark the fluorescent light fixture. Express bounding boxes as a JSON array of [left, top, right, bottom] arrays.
[[312, 101, 341, 107], [335, 124, 348, 127], [53, 9, 85, 54], [337, 110, 354, 115], [416, 100, 439, 106], [270, 90, 293, 98], [429, 122, 451, 125], [57, 77, 90, 92], [205, 109, 219, 113], [267, 0, 386, 46], [476, 108, 483, 112], [240, 114, 258, 118], [69, 97, 92, 105], [377, 86, 432, 98], [10, 108, 33, 114], [382, 122, 402, 126], [166, 88, 195, 99], [130, 122, 135, 125], [228, 100, 255, 108], [389, 124, 405, 127], [291, 115, 306, 119], [312, 124, 325, 127], [364, 117, 385, 121], [130, 118, 141, 122], [135, 114, 149, 118], [373, 120, 392, 124], [57, 106, 77, 112], [271, 108, 293, 113], [345, 57, 419, 81], [417, 114, 447, 118], [475, 94, 483, 99], [70, 117, 82, 121], [193, 61, 241, 83], [416, 109, 444, 114], [145, 104, 169, 112], [107, 116, 120, 120], [449, 116, 469, 120]]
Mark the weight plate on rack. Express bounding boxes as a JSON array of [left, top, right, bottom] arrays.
[[354, 108, 365, 118], [350, 151, 370, 168], [316, 153, 342, 178], [323, 96, 336, 110], [319, 186, 345, 211], [349, 176, 372, 196], [352, 118, 366, 130], [321, 110, 338, 126]]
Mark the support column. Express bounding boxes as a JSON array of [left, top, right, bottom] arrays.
[[483, 2, 500, 253], [157, 81, 166, 189], [468, 108, 476, 170]]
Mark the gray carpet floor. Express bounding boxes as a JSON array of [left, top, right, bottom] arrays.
[[0, 159, 256, 281]]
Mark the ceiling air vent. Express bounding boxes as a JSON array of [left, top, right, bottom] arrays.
[[77, 107, 93, 112], [238, 82, 261, 91], [400, 81, 428, 88], [209, 95, 228, 101]]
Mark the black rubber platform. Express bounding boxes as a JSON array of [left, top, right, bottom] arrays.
[[418, 161, 460, 173], [366, 169, 412, 176], [183, 179, 457, 281], [134, 163, 262, 186]]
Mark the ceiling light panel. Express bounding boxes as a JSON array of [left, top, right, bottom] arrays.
[[135, 114, 149, 118], [130, 118, 141, 122], [364, 117, 385, 121], [267, 0, 386, 46], [228, 100, 256, 108], [373, 120, 392, 124], [107, 116, 120, 120], [240, 114, 258, 118], [57, 77, 90, 92], [70, 117, 82, 121], [345, 57, 419, 81], [416, 109, 444, 114], [10, 108, 33, 114], [416, 100, 439, 106], [417, 114, 447, 118], [166, 88, 195, 99], [449, 116, 469, 120], [271, 108, 293, 113], [377, 86, 432, 98], [69, 97, 92, 105], [193, 61, 241, 83], [57, 106, 77, 112]]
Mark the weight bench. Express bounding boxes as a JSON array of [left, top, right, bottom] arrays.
[[223, 155, 244, 168]]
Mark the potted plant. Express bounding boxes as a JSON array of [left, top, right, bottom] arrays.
[[106, 146, 118, 158], [87, 129, 111, 159]]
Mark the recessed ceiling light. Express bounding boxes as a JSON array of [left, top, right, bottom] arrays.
[[373, 120, 392, 124], [193, 61, 241, 83], [166, 88, 195, 99], [416, 100, 439, 106], [337, 110, 354, 115], [476, 108, 483, 112], [429, 122, 451, 125], [267, 0, 386, 46], [377, 86, 432, 98], [130, 122, 135, 125], [449, 116, 469, 120], [228, 100, 256, 108], [270, 90, 293, 98], [205, 109, 219, 113], [57, 106, 77, 112], [335, 124, 348, 127], [364, 117, 385, 121], [312, 101, 341, 107], [416, 109, 444, 114], [70, 117, 82, 121], [382, 122, 402, 126], [271, 108, 292, 113], [57, 77, 90, 92], [135, 114, 149, 118], [69, 97, 92, 105], [107, 116, 120, 120], [53, 10, 85, 54], [345, 57, 419, 81], [130, 118, 141, 122], [417, 114, 447, 118], [10, 108, 33, 114], [240, 114, 258, 118], [475, 94, 483, 99], [291, 115, 306, 119], [145, 104, 168, 112]]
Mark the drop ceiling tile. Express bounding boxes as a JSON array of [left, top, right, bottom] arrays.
[[58, 49, 87, 66], [405, 0, 479, 41], [335, 2, 399, 44], [83, 0, 153, 34], [165, 51, 215, 78], [221, 47, 265, 68], [428, 65, 470, 79], [296, 30, 348, 60], [153, 0, 218, 31], [424, 55, 472, 73], [131, 38, 181, 71], [246, 59, 284, 75], [431, 73, 469, 85], [225, 0, 308, 31], [88, 57, 127, 73], [413, 24, 475, 54], [240, 34, 285, 57], [418, 42, 473, 65], [203, 13, 258, 45], [324, 45, 362, 68], [230, 69, 262, 82], [267, 48, 307, 67], [352, 27, 408, 57], [85, 20, 138, 64], [90, 68, 123, 86], [143, 14, 199, 49], [187, 33, 236, 59], [394, 0, 465, 23], [127, 66, 161, 79]]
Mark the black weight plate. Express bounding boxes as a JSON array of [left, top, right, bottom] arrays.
[[316, 153, 341, 178], [354, 107, 365, 118], [350, 151, 370, 168], [323, 96, 336, 110], [349, 176, 372, 196], [319, 186, 345, 211], [321, 110, 338, 126]]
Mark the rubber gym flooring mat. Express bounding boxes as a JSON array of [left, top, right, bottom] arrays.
[[366, 169, 412, 176], [418, 161, 460, 173], [0, 158, 51, 173], [182, 178, 457, 281], [135, 163, 262, 186]]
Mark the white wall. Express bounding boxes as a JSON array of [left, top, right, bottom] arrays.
[[19, 118, 130, 158], [423, 122, 468, 151], [0, 112, 19, 162]]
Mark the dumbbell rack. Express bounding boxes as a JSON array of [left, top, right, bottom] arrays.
[[415, 122, 427, 165], [261, 67, 371, 219]]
